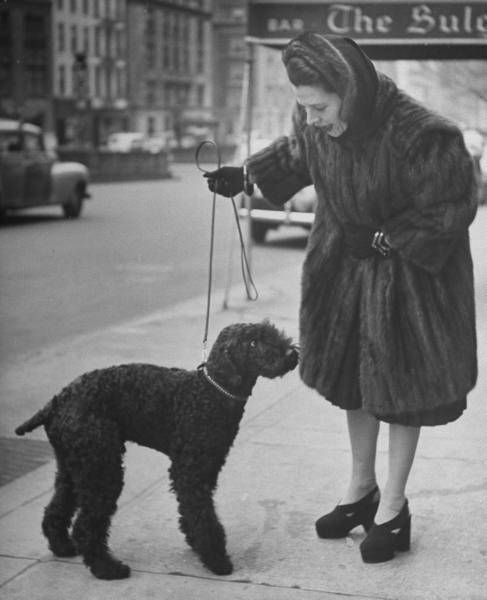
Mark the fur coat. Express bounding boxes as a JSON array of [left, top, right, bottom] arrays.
[[247, 72, 478, 426]]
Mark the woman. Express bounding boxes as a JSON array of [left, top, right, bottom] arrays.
[[204, 33, 477, 563]]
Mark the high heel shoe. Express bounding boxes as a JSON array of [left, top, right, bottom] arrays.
[[315, 486, 380, 539], [360, 500, 411, 563]]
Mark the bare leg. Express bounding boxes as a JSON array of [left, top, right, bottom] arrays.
[[374, 424, 420, 524], [341, 409, 380, 504]]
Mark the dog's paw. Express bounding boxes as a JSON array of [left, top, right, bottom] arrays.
[[90, 557, 131, 580], [49, 538, 78, 558], [50, 540, 79, 558], [205, 555, 234, 576]]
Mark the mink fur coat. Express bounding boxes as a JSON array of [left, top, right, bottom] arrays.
[[247, 41, 477, 426]]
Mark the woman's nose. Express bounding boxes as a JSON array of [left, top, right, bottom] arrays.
[[306, 108, 321, 126], [306, 109, 316, 125]]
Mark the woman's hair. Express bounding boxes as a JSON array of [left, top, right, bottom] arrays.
[[282, 33, 379, 128], [285, 56, 337, 94]]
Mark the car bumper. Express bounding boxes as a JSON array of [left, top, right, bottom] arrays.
[[238, 207, 314, 227]]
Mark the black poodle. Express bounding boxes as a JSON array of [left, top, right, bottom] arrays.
[[16, 321, 298, 580]]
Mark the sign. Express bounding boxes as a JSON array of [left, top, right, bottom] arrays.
[[248, 3, 487, 43]]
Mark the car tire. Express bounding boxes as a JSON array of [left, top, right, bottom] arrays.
[[62, 185, 84, 219], [251, 221, 269, 244]]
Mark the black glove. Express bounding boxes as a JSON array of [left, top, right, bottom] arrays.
[[343, 226, 391, 259], [203, 166, 246, 198]]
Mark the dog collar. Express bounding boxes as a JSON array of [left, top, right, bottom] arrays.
[[199, 364, 248, 402]]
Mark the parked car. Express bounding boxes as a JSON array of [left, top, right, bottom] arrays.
[[0, 119, 90, 218], [141, 133, 174, 153], [236, 135, 316, 243], [239, 184, 316, 243], [106, 132, 145, 152]]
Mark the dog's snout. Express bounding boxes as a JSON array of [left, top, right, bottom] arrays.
[[285, 346, 299, 369]]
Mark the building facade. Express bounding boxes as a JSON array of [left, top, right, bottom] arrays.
[[211, 0, 248, 145], [126, 0, 213, 146], [53, 0, 129, 147], [0, 0, 53, 130]]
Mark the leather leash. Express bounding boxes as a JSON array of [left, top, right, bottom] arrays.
[[195, 140, 258, 361]]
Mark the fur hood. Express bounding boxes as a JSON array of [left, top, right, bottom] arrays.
[[282, 33, 383, 137]]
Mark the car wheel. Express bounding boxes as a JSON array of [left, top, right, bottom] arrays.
[[62, 185, 84, 219], [251, 221, 269, 244]]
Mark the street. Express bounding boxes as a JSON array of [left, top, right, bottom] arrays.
[[1, 168, 487, 599], [0, 163, 307, 365]]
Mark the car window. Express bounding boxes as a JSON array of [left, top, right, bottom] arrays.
[[0, 132, 22, 153], [23, 132, 43, 152]]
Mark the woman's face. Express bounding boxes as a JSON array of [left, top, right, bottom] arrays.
[[293, 84, 347, 137]]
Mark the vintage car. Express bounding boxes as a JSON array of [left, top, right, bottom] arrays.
[[0, 119, 90, 218], [239, 184, 316, 243], [236, 135, 316, 243]]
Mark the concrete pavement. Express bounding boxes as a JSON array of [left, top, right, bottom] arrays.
[[1, 213, 487, 599]]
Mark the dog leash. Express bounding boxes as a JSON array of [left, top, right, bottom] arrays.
[[195, 140, 258, 361]]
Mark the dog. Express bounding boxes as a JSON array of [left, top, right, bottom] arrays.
[[15, 320, 298, 580]]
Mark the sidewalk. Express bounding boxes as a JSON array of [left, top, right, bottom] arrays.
[[1, 219, 487, 599]]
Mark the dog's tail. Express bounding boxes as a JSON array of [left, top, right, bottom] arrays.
[[15, 403, 52, 436]]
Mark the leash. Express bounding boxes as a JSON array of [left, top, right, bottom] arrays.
[[195, 140, 258, 361]]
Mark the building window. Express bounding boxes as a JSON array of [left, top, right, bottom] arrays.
[[145, 7, 156, 69], [94, 0, 99, 17], [83, 0, 89, 15], [162, 12, 169, 69], [24, 14, 48, 97], [116, 1, 124, 20], [71, 25, 77, 53], [58, 65, 66, 96], [115, 29, 123, 57], [146, 42, 155, 69], [197, 83, 204, 107], [147, 116, 155, 135], [116, 68, 124, 98], [71, 0, 77, 13], [0, 10, 12, 96], [95, 64, 101, 96], [94, 26, 100, 55], [83, 27, 89, 53], [196, 18, 204, 73], [146, 80, 156, 106], [57, 23, 65, 53], [58, 0, 64, 9], [25, 59, 47, 97]]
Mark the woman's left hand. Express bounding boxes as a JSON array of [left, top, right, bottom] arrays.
[[343, 226, 391, 258]]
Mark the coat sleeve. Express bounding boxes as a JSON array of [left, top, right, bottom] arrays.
[[382, 127, 478, 274], [246, 105, 312, 206]]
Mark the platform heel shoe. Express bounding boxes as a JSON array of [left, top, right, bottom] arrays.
[[360, 500, 411, 563], [315, 486, 380, 539]]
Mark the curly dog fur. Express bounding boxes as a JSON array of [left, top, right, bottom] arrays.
[[15, 320, 298, 580]]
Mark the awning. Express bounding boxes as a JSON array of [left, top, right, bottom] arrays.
[[247, 1, 487, 59]]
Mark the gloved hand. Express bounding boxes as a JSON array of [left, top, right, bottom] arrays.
[[343, 225, 391, 258], [203, 166, 245, 198]]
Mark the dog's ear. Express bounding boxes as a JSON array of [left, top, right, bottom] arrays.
[[223, 349, 243, 388], [206, 325, 245, 389], [207, 347, 243, 389]]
